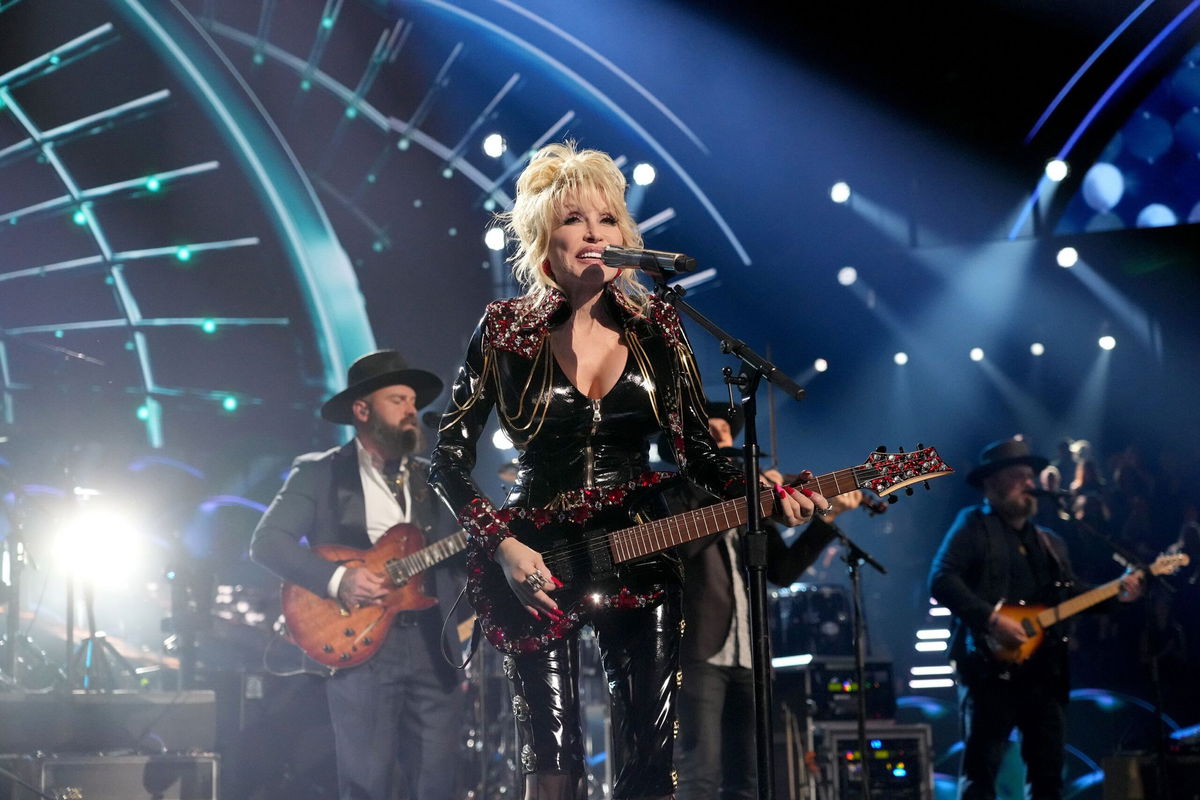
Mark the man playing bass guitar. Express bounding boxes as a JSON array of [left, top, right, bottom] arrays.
[[928, 437, 1144, 800]]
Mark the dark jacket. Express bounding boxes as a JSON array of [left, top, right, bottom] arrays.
[[250, 442, 468, 665]]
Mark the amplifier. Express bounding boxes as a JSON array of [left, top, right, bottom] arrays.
[[0, 753, 218, 800], [0, 690, 216, 754], [816, 720, 932, 800], [774, 657, 896, 721], [1102, 753, 1200, 800]]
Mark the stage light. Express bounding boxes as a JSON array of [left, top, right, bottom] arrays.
[[830, 182, 851, 204], [321, 15, 334, 29], [201, 319, 217, 334], [145, 176, 161, 192], [911, 666, 954, 676], [1030, 342, 1045, 356], [916, 629, 950, 639], [442, 167, 453, 179], [1057, 247, 1078, 268], [837, 266, 857, 286], [221, 396, 238, 412], [136, 405, 150, 421], [397, 137, 410, 151], [929, 606, 951, 617], [915, 641, 948, 652], [1099, 335, 1116, 350], [72, 209, 87, 225], [484, 227, 506, 251], [52, 504, 143, 586], [175, 246, 192, 262], [492, 428, 513, 450], [1044, 159, 1069, 182], [908, 678, 955, 689], [814, 358, 828, 373], [344, 106, 357, 119], [969, 348, 984, 362], [893, 352, 908, 366], [483, 133, 506, 158], [632, 163, 656, 186]]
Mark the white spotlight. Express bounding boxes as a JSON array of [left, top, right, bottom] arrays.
[[830, 182, 851, 204], [484, 227, 507, 251], [813, 358, 828, 373], [1098, 335, 1116, 351], [53, 506, 142, 587], [969, 348, 985, 362], [893, 352, 908, 366], [1044, 159, 1069, 182], [632, 162, 656, 186], [1030, 342, 1045, 356], [1057, 247, 1078, 268], [482, 133, 507, 158], [836, 266, 858, 286], [492, 428, 513, 450]]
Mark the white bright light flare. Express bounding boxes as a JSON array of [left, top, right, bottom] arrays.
[[915, 641, 948, 652], [1099, 335, 1116, 351], [893, 352, 908, 366], [813, 358, 828, 373], [830, 181, 851, 203], [482, 133, 506, 158], [1030, 342, 1045, 356], [837, 266, 858, 286], [969, 348, 984, 362], [52, 506, 142, 586], [484, 227, 506, 251], [1057, 247, 1079, 268], [632, 162, 656, 186], [492, 428, 513, 450], [1044, 159, 1069, 182]]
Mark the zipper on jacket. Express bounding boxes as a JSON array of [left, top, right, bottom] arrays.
[[584, 397, 601, 487]]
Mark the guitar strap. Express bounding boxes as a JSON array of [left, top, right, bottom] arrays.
[[440, 584, 481, 671]]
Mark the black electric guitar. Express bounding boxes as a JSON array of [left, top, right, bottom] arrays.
[[468, 446, 953, 653]]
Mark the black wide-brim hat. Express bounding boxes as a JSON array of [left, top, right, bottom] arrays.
[[320, 349, 444, 425], [966, 437, 1049, 488]]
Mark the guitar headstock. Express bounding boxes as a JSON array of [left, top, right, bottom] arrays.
[[1149, 552, 1190, 576], [855, 445, 954, 498]]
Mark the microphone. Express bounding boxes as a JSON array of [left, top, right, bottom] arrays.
[[601, 245, 697, 278]]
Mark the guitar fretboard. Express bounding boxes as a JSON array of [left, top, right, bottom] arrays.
[[386, 530, 468, 582], [608, 467, 870, 564]]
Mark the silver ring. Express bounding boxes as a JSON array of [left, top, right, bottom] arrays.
[[816, 502, 834, 518], [524, 571, 547, 592]]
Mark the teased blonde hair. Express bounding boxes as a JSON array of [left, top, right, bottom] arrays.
[[499, 141, 648, 310]]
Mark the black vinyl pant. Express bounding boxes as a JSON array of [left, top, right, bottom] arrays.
[[959, 672, 1066, 800], [508, 583, 683, 799]]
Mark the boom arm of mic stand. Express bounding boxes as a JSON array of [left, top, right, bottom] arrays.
[[653, 282, 805, 400]]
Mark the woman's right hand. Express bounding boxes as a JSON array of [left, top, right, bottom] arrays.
[[494, 537, 563, 621]]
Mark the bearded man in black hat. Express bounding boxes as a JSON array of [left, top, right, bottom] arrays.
[[928, 437, 1142, 800], [250, 350, 467, 800], [674, 400, 863, 800]]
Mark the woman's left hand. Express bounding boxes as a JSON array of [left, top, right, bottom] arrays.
[[770, 469, 832, 527]]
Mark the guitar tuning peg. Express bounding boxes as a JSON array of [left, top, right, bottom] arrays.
[[888, 495, 898, 504], [876, 445, 886, 453], [917, 442, 925, 450], [924, 481, 931, 491], [905, 487, 914, 496], [898, 446, 905, 453]]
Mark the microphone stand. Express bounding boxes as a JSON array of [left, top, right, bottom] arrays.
[[836, 530, 887, 800], [651, 277, 806, 800]]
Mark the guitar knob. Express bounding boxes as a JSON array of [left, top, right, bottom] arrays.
[[339, 653, 350, 661], [363, 637, 373, 645], [344, 628, 355, 636], [323, 644, 333, 653]]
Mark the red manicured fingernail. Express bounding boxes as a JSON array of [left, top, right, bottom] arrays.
[[551, 577, 564, 588], [799, 487, 814, 497], [774, 485, 786, 497], [785, 486, 798, 495]]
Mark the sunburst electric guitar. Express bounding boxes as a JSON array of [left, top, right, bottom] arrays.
[[985, 552, 1190, 664], [469, 446, 954, 653], [281, 525, 467, 670]]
